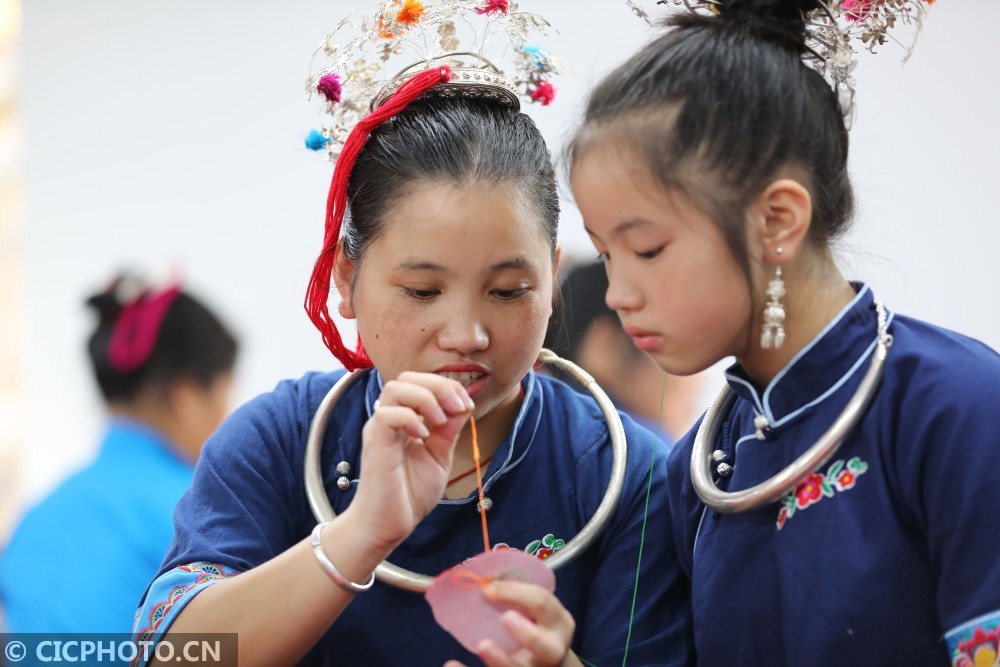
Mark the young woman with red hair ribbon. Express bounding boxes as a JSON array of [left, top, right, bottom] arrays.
[[131, 63, 691, 667]]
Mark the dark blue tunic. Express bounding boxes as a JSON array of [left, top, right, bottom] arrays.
[[666, 284, 1000, 666], [135, 370, 692, 666]]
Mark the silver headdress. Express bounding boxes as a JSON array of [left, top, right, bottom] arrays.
[[304, 1, 565, 159], [627, 0, 934, 129]]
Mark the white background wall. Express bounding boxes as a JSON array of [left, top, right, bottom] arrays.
[[11, 0, 999, 507]]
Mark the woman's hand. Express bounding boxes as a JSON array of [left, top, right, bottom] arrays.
[[444, 582, 579, 667], [341, 371, 474, 557]]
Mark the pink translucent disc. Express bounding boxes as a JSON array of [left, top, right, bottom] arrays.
[[426, 550, 556, 654]]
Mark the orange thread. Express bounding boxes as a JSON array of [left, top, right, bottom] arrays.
[[451, 570, 498, 601], [470, 417, 490, 553]]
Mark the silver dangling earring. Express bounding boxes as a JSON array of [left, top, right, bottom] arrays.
[[761, 247, 786, 350]]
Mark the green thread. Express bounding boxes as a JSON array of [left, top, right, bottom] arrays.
[[620, 373, 667, 666], [579, 659, 603, 667]]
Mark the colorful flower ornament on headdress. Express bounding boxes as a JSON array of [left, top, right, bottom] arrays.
[[303, 0, 566, 160], [628, 0, 934, 129], [302, 1, 565, 370]]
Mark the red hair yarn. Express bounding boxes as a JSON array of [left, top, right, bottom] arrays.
[[304, 66, 453, 371]]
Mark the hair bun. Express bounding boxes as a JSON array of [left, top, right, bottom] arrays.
[[702, 0, 827, 52], [85, 292, 122, 323], [719, 0, 823, 21], [85, 273, 147, 323]]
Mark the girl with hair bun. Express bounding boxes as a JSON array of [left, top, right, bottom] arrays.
[[0, 276, 238, 632], [570, 1, 1000, 664]]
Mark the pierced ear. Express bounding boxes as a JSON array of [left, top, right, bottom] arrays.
[[751, 178, 813, 264], [333, 246, 357, 320]]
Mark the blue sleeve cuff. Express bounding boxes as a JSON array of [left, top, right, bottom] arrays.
[[132, 563, 239, 666], [945, 608, 1000, 667]]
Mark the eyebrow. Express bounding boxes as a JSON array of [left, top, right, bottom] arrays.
[[584, 217, 653, 240], [488, 257, 539, 273], [396, 260, 449, 273], [394, 257, 540, 275]]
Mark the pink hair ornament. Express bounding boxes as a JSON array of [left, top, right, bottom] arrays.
[[107, 285, 181, 373]]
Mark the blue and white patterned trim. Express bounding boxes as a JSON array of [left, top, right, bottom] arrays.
[[131, 562, 238, 666], [945, 608, 1000, 667]]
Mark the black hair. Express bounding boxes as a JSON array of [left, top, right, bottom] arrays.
[[569, 0, 853, 282], [86, 279, 239, 403], [551, 261, 625, 364], [342, 96, 560, 265]]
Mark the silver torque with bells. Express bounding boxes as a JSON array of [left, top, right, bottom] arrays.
[[304, 348, 628, 593], [691, 295, 893, 514]]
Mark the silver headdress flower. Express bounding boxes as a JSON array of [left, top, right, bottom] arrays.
[[629, 0, 934, 130], [304, 0, 566, 159]]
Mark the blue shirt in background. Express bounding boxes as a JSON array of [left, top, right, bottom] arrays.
[[0, 421, 194, 632]]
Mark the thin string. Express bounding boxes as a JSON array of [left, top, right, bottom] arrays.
[[470, 417, 491, 553], [448, 453, 495, 486], [620, 372, 667, 667]]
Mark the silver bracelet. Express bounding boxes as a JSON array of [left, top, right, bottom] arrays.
[[310, 522, 375, 594]]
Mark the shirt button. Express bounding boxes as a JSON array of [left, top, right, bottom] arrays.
[[754, 415, 770, 440]]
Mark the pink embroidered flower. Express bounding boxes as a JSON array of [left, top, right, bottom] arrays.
[[529, 80, 556, 106], [836, 470, 857, 490], [778, 458, 868, 529], [794, 473, 826, 509], [317, 73, 342, 105], [475, 0, 509, 15]]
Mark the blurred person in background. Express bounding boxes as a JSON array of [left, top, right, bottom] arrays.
[[554, 260, 705, 444], [0, 275, 239, 632]]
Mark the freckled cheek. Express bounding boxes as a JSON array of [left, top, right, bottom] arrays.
[[491, 298, 549, 349], [391, 308, 440, 344], [357, 302, 424, 355]]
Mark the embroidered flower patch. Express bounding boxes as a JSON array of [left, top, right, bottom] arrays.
[[776, 457, 869, 530], [492, 533, 566, 560], [526, 534, 565, 559], [947, 613, 1000, 667]]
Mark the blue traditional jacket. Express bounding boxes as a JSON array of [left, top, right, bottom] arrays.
[[135, 371, 692, 666], [666, 284, 1000, 666]]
